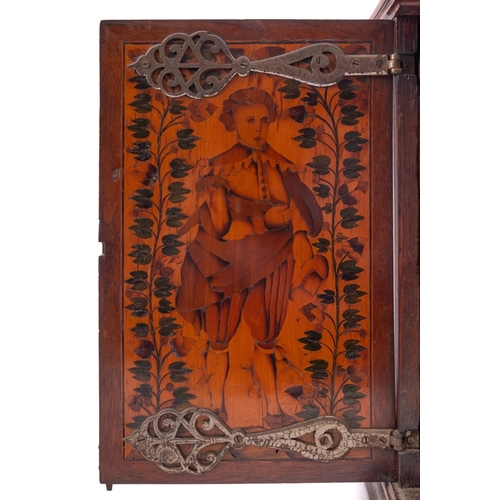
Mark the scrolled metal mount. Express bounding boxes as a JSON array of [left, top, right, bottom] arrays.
[[129, 31, 393, 99], [125, 406, 395, 475]]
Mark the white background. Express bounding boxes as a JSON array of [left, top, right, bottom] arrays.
[[1, 1, 496, 498]]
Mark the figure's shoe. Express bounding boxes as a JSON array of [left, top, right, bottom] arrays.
[[214, 407, 228, 422], [281, 414, 296, 427]]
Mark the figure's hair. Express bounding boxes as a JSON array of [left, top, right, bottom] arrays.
[[219, 87, 278, 132]]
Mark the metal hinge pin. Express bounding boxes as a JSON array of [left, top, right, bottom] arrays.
[[388, 53, 404, 75]]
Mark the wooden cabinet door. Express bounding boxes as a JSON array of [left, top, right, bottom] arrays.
[[99, 18, 418, 487]]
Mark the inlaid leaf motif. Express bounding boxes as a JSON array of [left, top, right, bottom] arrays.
[[128, 244, 152, 265], [293, 127, 317, 148], [341, 383, 366, 405], [313, 184, 331, 198], [296, 404, 320, 419], [128, 75, 151, 90], [125, 270, 148, 289], [305, 359, 329, 379], [342, 158, 366, 179], [301, 91, 319, 106], [158, 298, 174, 314], [128, 141, 152, 161], [338, 79, 361, 91], [342, 409, 365, 428], [322, 203, 333, 214], [128, 118, 151, 138], [166, 207, 188, 227], [168, 361, 193, 382], [344, 339, 366, 360], [126, 297, 149, 317], [134, 384, 153, 398], [126, 415, 148, 429], [129, 218, 154, 239], [343, 284, 367, 304], [339, 260, 364, 281], [340, 207, 364, 229], [176, 129, 200, 150], [135, 188, 153, 198], [172, 387, 196, 406], [298, 330, 323, 351], [131, 188, 154, 209], [307, 155, 331, 175], [283, 76, 369, 423], [131, 323, 149, 338], [317, 289, 335, 304], [159, 317, 182, 337], [340, 104, 364, 126], [344, 131, 368, 152], [129, 93, 153, 113], [339, 91, 357, 101], [342, 309, 366, 329], [154, 276, 176, 299], [312, 238, 331, 253], [128, 360, 152, 381], [170, 158, 194, 179], [161, 234, 185, 256], [170, 99, 187, 115], [167, 182, 191, 203], [278, 79, 301, 99], [154, 276, 176, 291], [125, 86, 199, 431]]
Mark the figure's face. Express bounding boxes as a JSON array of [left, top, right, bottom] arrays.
[[233, 103, 270, 149]]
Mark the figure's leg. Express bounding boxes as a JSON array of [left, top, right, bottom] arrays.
[[206, 344, 229, 419], [203, 291, 247, 419], [244, 256, 295, 426], [252, 343, 281, 416]]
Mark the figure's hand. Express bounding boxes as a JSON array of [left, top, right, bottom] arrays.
[[196, 180, 230, 236], [264, 205, 297, 229]]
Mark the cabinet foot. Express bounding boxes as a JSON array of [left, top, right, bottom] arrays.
[[106, 484, 113, 491]]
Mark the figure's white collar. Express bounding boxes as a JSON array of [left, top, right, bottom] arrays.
[[211, 150, 304, 174]]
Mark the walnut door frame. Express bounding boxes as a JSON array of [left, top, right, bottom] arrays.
[[99, 16, 419, 487]]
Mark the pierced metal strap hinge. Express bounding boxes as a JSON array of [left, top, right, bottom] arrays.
[[129, 31, 416, 99], [125, 406, 419, 475]]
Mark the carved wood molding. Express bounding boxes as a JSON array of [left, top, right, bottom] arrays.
[[364, 482, 391, 500], [364, 482, 420, 500], [371, 0, 420, 20]]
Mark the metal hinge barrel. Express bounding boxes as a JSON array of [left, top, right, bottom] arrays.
[[388, 53, 416, 75], [391, 429, 420, 451]]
